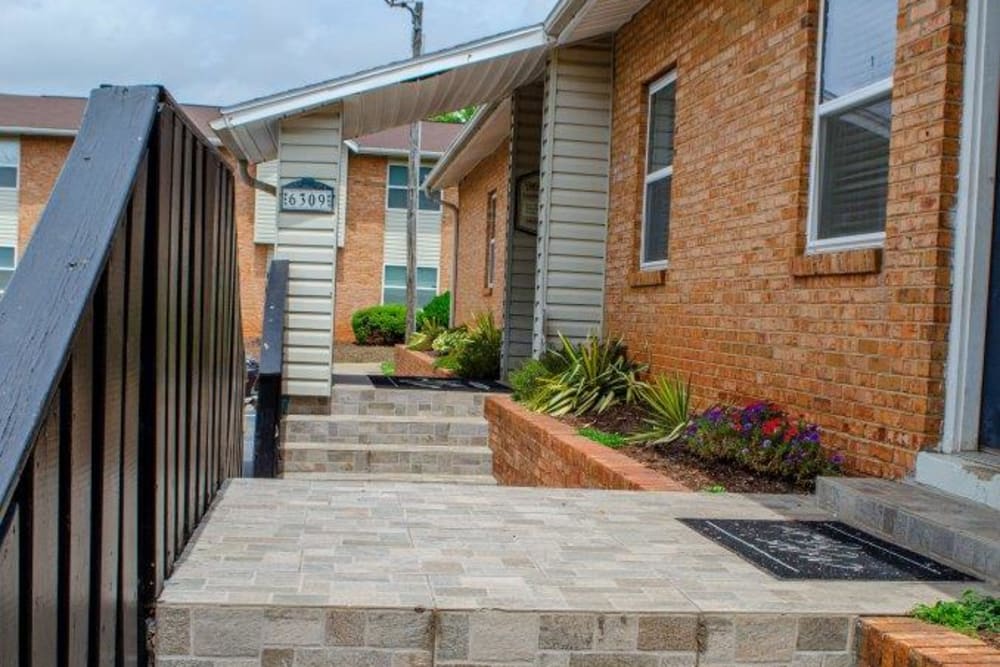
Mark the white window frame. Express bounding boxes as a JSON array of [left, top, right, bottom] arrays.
[[381, 263, 439, 306], [805, 0, 894, 254], [639, 70, 677, 271], [386, 162, 438, 212], [0, 138, 19, 190], [485, 190, 497, 289]]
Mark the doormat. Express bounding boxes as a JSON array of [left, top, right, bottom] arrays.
[[368, 375, 510, 393], [678, 519, 978, 581]]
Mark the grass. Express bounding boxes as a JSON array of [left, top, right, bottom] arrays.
[[702, 485, 727, 494], [912, 590, 999, 639], [380, 361, 395, 376], [578, 427, 627, 449]]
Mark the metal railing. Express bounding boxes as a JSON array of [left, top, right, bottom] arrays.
[[0, 85, 245, 666], [254, 259, 289, 477]]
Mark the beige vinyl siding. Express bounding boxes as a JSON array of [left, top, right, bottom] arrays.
[[503, 82, 543, 373], [0, 137, 18, 249], [532, 40, 612, 354], [253, 160, 278, 244], [337, 143, 349, 247], [383, 209, 442, 268], [276, 109, 341, 397]]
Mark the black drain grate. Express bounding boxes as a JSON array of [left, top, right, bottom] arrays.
[[368, 375, 510, 393], [679, 519, 978, 581]]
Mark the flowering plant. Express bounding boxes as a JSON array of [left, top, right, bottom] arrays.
[[681, 402, 842, 484]]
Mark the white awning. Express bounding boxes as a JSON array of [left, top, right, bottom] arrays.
[[211, 26, 549, 163]]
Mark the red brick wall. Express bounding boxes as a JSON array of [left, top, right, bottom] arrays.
[[857, 617, 1000, 666], [485, 396, 685, 490], [17, 135, 73, 254], [230, 156, 269, 355], [604, 0, 965, 478], [453, 142, 510, 327], [438, 186, 458, 314], [393, 345, 454, 377]]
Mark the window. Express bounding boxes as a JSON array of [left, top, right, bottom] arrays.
[[0, 139, 18, 189], [382, 265, 438, 307], [0, 246, 15, 296], [807, 0, 897, 251], [641, 71, 676, 269], [387, 164, 440, 211], [485, 191, 497, 288]]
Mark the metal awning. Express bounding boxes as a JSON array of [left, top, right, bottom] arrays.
[[211, 26, 549, 163]]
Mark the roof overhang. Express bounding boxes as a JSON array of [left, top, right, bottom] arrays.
[[211, 26, 550, 163], [546, 0, 651, 44], [424, 98, 511, 190], [343, 139, 444, 160]]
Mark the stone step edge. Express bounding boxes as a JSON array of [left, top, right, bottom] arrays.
[[279, 472, 498, 485], [284, 414, 487, 424], [281, 442, 492, 455]]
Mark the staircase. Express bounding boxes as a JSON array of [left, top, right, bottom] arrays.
[[279, 382, 496, 484]]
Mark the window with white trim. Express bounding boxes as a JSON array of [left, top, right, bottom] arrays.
[[0, 139, 17, 189], [387, 164, 440, 211], [0, 246, 15, 296], [382, 265, 438, 307], [485, 190, 497, 289], [641, 71, 676, 269], [807, 0, 897, 252]]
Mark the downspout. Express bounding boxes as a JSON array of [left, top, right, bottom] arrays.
[[238, 159, 276, 197], [441, 199, 460, 328]]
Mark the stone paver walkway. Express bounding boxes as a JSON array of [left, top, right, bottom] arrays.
[[163, 480, 994, 613]]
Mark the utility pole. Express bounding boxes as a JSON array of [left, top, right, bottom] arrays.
[[384, 0, 423, 341]]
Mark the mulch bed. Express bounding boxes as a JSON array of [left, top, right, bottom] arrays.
[[336, 343, 396, 363], [563, 404, 812, 495]]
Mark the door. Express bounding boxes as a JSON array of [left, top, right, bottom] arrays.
[[979, 116, 1000, 450]]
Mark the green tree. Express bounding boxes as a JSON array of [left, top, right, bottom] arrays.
[[429, 106, 477, 123]]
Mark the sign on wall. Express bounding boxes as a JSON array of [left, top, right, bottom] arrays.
[[280, 177, 335, 213], [515, 171, 540, 234]]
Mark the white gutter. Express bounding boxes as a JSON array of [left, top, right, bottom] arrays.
[[0, 126, 78, 137], [211, 25, 551, 133], [343, 139, 444, 159]]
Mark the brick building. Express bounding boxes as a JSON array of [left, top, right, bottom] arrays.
[[205, 0, 999, 503], [0, 94, 459, 352]]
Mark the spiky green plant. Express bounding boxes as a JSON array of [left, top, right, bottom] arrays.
[[629, 374, 692, 444], [407, 320, 445, 351], [527, 334, 645, 416]]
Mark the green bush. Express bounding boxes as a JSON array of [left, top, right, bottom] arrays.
[[526, 334, 645, 416], [407, 320, 446, 352], [508, 359, 551, 402], [913, 591, 999, 639], [418, 291, 450, 330], [351, 304, 406, 346], [629, 374, 692, 445], [437, 313, 501, 380], [432, 327, 469, 355], [578, 427, 627, 449]]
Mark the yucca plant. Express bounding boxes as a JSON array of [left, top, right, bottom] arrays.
[[629, 374, 692, 444], [528, 334, 645, 416], [407, 320, 445, 351]]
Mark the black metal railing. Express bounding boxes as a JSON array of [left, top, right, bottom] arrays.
[[0, 85, 245, 666], [254, 259, 289, 478]]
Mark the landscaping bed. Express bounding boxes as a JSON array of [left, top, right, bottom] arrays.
[[393, 345, 455, 377], [563, 405, 812, 494], [336, 343, 395, 364]]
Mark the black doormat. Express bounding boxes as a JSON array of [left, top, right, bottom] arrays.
[[368, 375, 510, 393], [679, 519, 978, 581]]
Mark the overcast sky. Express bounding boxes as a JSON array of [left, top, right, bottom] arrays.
[[2, 0, 551, 106]]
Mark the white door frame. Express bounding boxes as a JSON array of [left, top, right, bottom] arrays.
[[940, 0, 1000, 453]]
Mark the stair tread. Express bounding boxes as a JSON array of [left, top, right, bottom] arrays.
[[280, 472, 497, 485], [285, 414, 486, 424], [282, 442, 491, 455]]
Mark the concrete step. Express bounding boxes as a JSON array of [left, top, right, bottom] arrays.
[[279, 471, 498, 485], [816, 476, 1000, 583], [281, 442, 493, 476], [282, 414, 488, 447], [328, 385, 487, 417]]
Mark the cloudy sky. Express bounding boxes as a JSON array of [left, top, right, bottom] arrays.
[[2, 0, 551, 106]]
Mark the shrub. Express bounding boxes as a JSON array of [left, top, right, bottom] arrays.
[[629, 374, 692, 444], [432, 327, 469, 355], [407, 320, 445, 351], [351, 304, 406, 345], [380, 361, 395, 377], [508, 359, 550, 402], [913, 591, 999, 639], [680, 402, 842, 484], [527, 334, 645, 416], [417, 291, 450, 330], [444, 312, 502, 380]]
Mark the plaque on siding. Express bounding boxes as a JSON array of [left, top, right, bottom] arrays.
[[679, 519, 977, 581], [280, 177, 335, 213], [515, 172, 540, 234]]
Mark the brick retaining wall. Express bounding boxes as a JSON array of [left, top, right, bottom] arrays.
[[484, 395, 685, 491], [394, 345, 454, 378], [857, 617, 1000, 666]]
